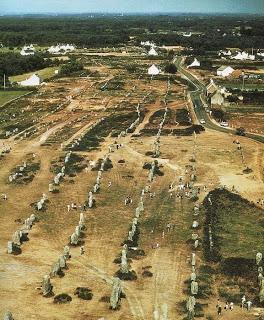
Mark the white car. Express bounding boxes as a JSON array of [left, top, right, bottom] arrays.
[[200, 119, 206, 124], [220, 122, 229, 127]]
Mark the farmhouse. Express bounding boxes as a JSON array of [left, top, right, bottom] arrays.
[[20, 74, 42, 86], [206, 79, 218, 96], [20, 45, 35, 56], [48, 44, 75, 55], [187, 58, 200, 68], [148, 64, 160, 76], [217, 65, 234, 77], [232, 51, 255, 61], [210, 91, 224, 106], [148, 47, 158, 56]]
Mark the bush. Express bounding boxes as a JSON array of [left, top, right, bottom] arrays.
[[142, 270, 153, 278], [116, 270, 137, 281], [53, 293, 72, 304], [164, 63, 177, 74], [74, 287, 93, 300], [59, 60, 84, 76]]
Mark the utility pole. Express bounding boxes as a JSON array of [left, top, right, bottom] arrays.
[[242, 71, 245, 92]]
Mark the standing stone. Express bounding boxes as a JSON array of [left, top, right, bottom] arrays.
[[190, 273, 196, 281], [75, 226, 81, 237], [186, 296, 196, 320], [37, 201, 42, 211], [192, 221, 199, 228], [70, 232, 79, 245], [138, 200, 144, 212], [63, 246, 71, 260], [93, 183, 100, 193], [7, 241, 15, 254], [153, 310, 159, 320], [191, 281, 199, 295], [161, 303, 168, 320], [50, 261, 61, 277], [12, 231, 21, 246], [260, 278, 264, 303], [42, 275, 53, 297], [58, 255, 67, 269], [191, 253, 196, 267], [135, 207, 140, 218], [120, 244, 129, 274], [29, 214, 36, 224], [88, 191, 93, 208], [3, 311, 14, 320], [194, 240, 199, 249], [256, 252, 263, 266], [110, 277, 122, 310]]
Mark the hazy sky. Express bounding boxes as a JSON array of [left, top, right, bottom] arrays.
[[1, 0, 264, 14]]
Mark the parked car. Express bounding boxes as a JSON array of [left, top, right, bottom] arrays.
[[220, 121, 229, 127], [200, 119, 206, 124]]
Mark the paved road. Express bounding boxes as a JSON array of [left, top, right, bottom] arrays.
[[174, 57, 264, 143]]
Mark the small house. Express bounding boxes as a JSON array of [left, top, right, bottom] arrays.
[[211, 91, 224, 106], [206, 79, 218, 96], [148, 47, 158, 56], [148, 64, 160, 76], [217, 66, 234, 77], [187, 58, 200, 68], [20, 74, 42, 86], [20, 45, 35, 56]]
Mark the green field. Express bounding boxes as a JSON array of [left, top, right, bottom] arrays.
[[10, 66, 58, 82], [217, 81, 264, 91], [0, 90, 30, 107], [225, 104, 264, 113]]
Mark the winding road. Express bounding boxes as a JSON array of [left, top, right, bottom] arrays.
[[174, 57, 264, 143]]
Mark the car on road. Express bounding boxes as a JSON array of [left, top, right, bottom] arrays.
[[220, 121, 229, 127], [200, 119, 206, 124]]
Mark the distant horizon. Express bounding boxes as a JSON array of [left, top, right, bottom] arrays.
[[1, 12, 264, 17], [1, 0, 264, 15]]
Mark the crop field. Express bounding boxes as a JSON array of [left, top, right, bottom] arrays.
[[0, 89, 30, 107]]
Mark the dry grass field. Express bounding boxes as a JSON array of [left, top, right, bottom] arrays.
[[0, 50, 263, 320]]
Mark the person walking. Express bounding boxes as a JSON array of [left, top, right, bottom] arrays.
[[217, 305, 222, 316], [246, 300, 252, 310]]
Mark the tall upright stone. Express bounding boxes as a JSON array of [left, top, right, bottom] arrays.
[[186, 296, 196, 320], [42, 275, 53, 297], [110, 277, 122, 310], [256, 252, 263, 266], [120, 244, 129, 274], [63, 246, 71, 260], [3, 311, 14, 320]]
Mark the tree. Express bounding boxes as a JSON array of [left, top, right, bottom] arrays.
[[164, 63, 177, 74], [59, 60, 84, 76]]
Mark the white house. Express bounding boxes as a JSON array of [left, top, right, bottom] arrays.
[[187, 58, 200, 68], [20, 74, 42, 86], [148, 47, 158, 56], [141, 40, 156, 47], [231, 51, 255, 61], [182, 32, 192, 37], [148, 64, 160, 76], [48, 44, 75, 55], [20, 44, 35, 56], [218, 50, 232, 57], [217, 66, 234, 77], [206, 79, 218, 96], [211, 91, 224, 106]]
